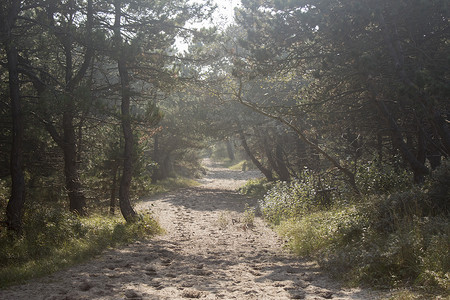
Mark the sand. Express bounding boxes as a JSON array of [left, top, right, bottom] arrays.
[[0, 159, 386, 299]]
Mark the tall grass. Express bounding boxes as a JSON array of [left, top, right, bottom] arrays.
[[0, 206, 162, 288]]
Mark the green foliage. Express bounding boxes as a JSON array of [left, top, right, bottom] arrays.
[[216, 210, 230, 229], [238, 177, 273, 198], [259, 172, 329, 224], [261, 162, 450, 294], [0, 206, 161, 288], [242, 203, 255, 227], [356, 161, 413, 195], [277, 206, 365, 257], [426, 160, 450, 214]]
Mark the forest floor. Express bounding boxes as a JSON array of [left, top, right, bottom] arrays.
[[0, 159, 389, 300]]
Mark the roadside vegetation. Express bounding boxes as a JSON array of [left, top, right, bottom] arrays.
[[240, 161, 449, 298], [0, 177, 200, 288]]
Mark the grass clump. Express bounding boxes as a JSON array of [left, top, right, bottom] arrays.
[[217, 210, 230, 229], [242, 203, 256, 227], [259, 162, 450, 296], [238, 177, 274, 198], [0, 205, 161, 288]]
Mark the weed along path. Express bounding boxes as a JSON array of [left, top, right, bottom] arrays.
[[0, 159, 385, 300]]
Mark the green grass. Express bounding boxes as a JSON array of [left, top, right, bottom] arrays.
[[0, 175, 199, 289], [0, 210, 162, 288], [272, 200, 449, 298], [251, 162, 450, 298], [238, 177, 274, 199]]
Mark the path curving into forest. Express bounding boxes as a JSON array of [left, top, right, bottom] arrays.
[[0, 159, 386, 299]]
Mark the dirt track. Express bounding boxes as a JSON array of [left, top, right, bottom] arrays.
[[0, 159, 385, 299]]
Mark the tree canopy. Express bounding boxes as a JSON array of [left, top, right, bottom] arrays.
[[1, 0, 448, 232]]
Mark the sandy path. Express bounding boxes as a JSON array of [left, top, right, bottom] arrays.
[[0, 160, 385, 300]]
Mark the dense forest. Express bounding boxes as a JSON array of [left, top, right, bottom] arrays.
[[1, 0, 449, 297]]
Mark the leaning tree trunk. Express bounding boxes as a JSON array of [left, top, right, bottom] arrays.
[[115, 0, 137, 222], [274, 143, 291, 181], [3, 0, 25, 233], [238, 128, 274, 181]]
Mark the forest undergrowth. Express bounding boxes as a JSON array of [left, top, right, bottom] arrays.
[[240, 161, 450, 299], [0, 177, 198, 288]]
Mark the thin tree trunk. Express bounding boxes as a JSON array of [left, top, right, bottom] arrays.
[[226, 138, 235, 161], [109, 163, 119, 215], [43, 0, 94, 215], [415, 121, 427, 184], [151, 134, 161, 182], [238, 128, 274, 181], [262, 140, 277, 177], [5, 35, 26, 232], [274, 143, 291, 181], [115, 0, 137, 222], [3, 0, 26, 233], [63, 110, 86, 214]]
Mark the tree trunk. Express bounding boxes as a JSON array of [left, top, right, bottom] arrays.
[[415, 122, 427, 184], [109, 163, 119, 215], [226, 138, 235, 161], [238, 128, 274, 181], [115, 0, 137, 222], [5, 35, 26, 233], [274, 143, 291, 181], [151, 134, 161, 182], [63, 110, 86, 215], [3, 0, 26, 233]]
